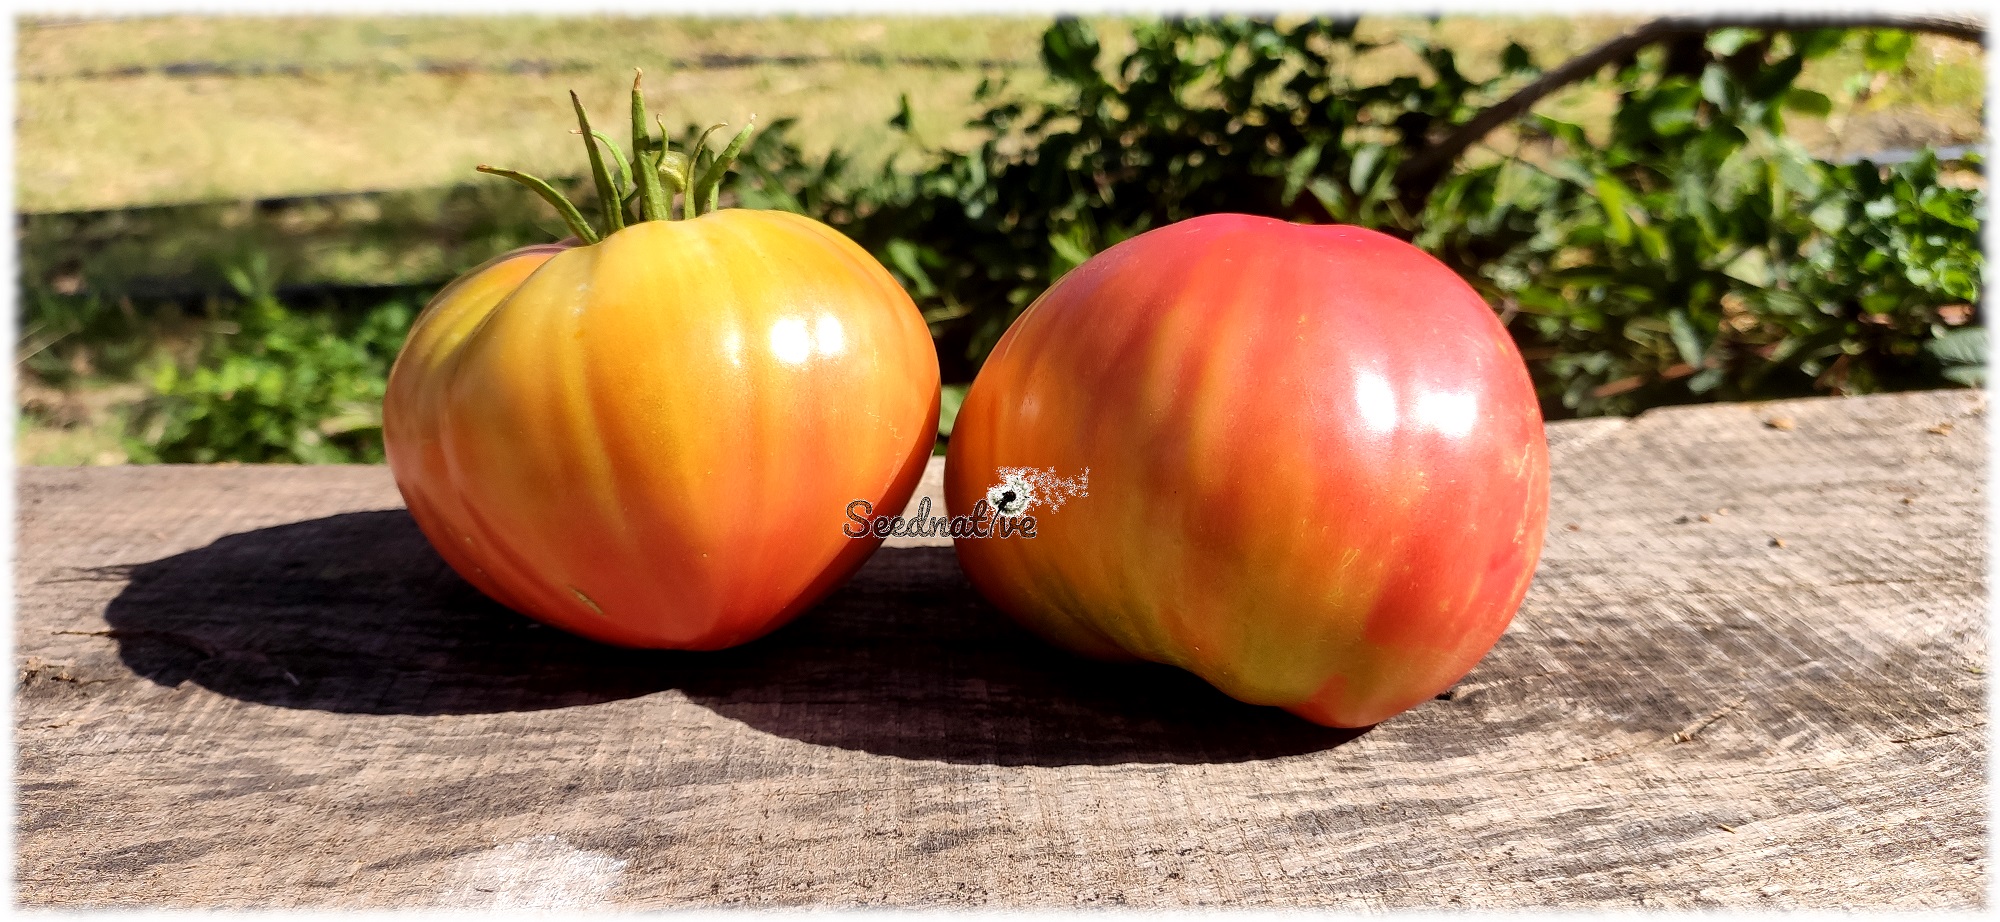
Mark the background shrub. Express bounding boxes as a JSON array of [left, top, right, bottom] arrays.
[[123, 255, 413, 463], [738, 17, 1985, 417]]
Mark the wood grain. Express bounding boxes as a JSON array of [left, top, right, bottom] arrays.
[[14, 389, 1987, 908]]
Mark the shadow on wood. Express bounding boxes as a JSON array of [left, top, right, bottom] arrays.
[[100, 510, 1367, 765]]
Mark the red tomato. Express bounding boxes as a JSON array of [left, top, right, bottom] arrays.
[[945, 214, 1548, 727]]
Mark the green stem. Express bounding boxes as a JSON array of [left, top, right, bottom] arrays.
[[630, 72, 651, 155], [475, 76, 759, 239], [692, 118, 755, 217], [583, 129, 631, 202], [636, 149, 666, 222], [475, 166, 600, 244], [683, 123, 728, 217], [689, 123, 727, 169], [629, 70, 671, 222], [570, 91, 624, 234]]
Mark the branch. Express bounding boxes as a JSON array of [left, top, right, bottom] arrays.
[[1392, 13, 1987, 208]]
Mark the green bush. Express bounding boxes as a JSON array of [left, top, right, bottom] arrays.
[[124, 256, 413, 463], [1424, 28, 1986, 415], [739, 17, 1984, 417], [737, 17, 1540, 372]]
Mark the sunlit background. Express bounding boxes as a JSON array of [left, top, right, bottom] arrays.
[[15, 13, 1986, 464]]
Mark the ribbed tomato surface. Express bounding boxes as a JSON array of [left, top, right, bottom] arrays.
[[945, 214, 1548, 726], [386, 210, 939, 649]]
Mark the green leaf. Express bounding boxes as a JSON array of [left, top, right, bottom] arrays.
[[1782, 88, 1832, 117], [316, 403, 382, 437], [1774, 137, 1822, 198], [1919, 187, 1980, 229], [1348, 144, 1386, 197], [1809, 199, 1850, 234], [1307, 177, 1348, 221], [1493, 160, 1552, 209], [1942, 365, 1986, 386], [1752, 288, 1814, 318], [1705, 28, 1757, 56], [1792, 29, 1846, 61], [1723, 250, 1775, 287], [1926, 326, 1987, 368], [1668, 309, 1708, 366], [1282, 142, 1323, 206], [1699, 65, 1735, 108], [1041, 17, 1103, 85], [937, 384, 970, 438], [1649, 98, 1700, 136], [1048, 226, 1095, 275], [1544, 156, 1596, 189], [1593, 175, 1635, 246], [1634, 223, 1670, 264], [883, 239, 937, 298], [1713, 143, 1763, 209], [1864, 30, 1915, 72]]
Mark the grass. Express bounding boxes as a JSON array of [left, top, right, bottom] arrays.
[[16, 15, 1066, 212], [19, 15, 1982, 212], [17, 379, 147, 465]]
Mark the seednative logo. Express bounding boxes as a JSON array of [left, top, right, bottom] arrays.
[[843, 467, 1090, 540]]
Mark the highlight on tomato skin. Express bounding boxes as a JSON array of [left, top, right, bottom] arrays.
[[383, 72, 940, 651], [944, 212, 1550, 728]]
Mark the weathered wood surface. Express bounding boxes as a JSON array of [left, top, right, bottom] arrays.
[[15, 389, 1987, 909]]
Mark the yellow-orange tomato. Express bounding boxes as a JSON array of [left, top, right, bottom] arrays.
[[385, 211, 939, 649]]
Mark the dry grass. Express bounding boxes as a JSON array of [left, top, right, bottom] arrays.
[[17, 15, 1064, 212], [16, 380, 145, 466]]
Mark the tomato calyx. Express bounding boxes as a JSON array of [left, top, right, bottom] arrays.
[[475, 69, 755, 244]]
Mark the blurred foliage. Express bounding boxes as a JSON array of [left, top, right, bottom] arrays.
[[746, 16, 1984, 417], [17, 16, 1987, 462], [738, 17, 1545, 370], [18, 286, 164, 390], [1421, 26, 1986, 414], [123, 254, 414, 463]]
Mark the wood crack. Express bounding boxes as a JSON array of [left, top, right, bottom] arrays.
[[1890, 722, 1986, 745], [1673, 696, 1748, 743]]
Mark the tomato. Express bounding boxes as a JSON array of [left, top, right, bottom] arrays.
[[384, 77, 938, 649], [944, 214, 1548, 727]]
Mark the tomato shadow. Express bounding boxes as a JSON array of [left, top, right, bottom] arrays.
[[99, 509, 1368, 765]]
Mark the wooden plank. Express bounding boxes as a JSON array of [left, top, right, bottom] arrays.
[[14, 389, 1987, 908]]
